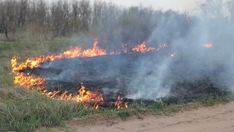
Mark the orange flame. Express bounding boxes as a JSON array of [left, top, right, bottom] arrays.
[[11, 39, 107, 73], [10, 40, 108, 90], [76, 84, 104, 109], [11, 57, 46, 89], [11, 40, 161, 90], [41, 84, 104, 109], [41, 84, 129, 110], [115, 96, 128, 109], [132, 42, 155, 53], [10, 39, 167, 109]]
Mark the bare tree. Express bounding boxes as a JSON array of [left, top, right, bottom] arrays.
[[78, 0, 91, 31], [92, 1, 105, 27], [0, 0, 17, 40], [16, 0, 28, 28], [0, 0, 193, 42], [71, 1, 80, 33], [51, 1, 71, 37]]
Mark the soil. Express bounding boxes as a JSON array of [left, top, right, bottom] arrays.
[[65, 102, 234, 132]]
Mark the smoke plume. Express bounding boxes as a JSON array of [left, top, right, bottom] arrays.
[[126, 0, 234, 100], [34, 0, 234, 101]]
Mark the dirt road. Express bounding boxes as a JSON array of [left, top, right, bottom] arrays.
[[67, 102, 234, 132]]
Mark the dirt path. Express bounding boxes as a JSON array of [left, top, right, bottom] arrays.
[[66, 102, 234, 132]]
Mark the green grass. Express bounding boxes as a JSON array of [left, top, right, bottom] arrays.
[[0, 87, 231, 131], [0, 39, 233, 132], [0, 88, 91, 131], [0, 38, 85, 131]]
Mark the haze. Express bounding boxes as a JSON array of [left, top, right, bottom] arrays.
[[49, 0, 206, 12], [101, 0, 205, 12]]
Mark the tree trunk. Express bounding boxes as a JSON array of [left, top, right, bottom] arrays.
[[4, 25, 9, 40]]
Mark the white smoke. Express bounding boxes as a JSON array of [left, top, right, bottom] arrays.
[[35, 0, 234, 100], [127, 0, 234, 100]]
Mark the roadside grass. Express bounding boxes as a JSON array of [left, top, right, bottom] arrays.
[[0, 88, 85, 131], [0, 87, 232, 131], [0, 39, 233, 131]]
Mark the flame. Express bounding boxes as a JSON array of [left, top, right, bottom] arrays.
[[115, 96, 128, 109], [10, 39, 108, 91], [13, 72, 45, 89], [42, 84, 104, 109], [10, 39, 168, 109], [132, 42, 155, 53], [11, 57, 46, 89], [11, 40, 162, 90], [76, 84, 103, 105], [11, 39, 107, 73]]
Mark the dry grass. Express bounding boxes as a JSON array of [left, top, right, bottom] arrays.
[[0, 39, 232, 131]]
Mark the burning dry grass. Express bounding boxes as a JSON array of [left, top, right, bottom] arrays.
[[0, 39, 126, 131], [0, 39, 73, 91], [0, 39, 233, 132], [10, 39, 160, 110], [0, 86, 231, 131]]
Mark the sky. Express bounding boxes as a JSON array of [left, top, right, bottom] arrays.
[[100, 0, 206, 12], [49, 0, 207, 12], [49, 0, 232, 14]]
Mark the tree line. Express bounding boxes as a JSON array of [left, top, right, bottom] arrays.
[[0, 0, 92, 40], [0, 0, 233, 48], [0, 0, 190, 42]]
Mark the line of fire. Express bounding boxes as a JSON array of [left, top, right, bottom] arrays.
[[11, 38, 214, 110]]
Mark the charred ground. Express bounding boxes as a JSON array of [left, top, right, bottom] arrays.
[[0, 38, 233, 132], [1, 0, 234, 131], [18, 46, 230, 107]]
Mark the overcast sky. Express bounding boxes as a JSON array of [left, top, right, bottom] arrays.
[[99, 0, 206, 12], [49, 0, 206, 12], [49, 0, 232, 14]]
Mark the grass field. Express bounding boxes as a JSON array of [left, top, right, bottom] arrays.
[[0, 39, 233, 131]]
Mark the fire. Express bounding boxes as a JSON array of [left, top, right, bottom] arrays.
[[42, 84, 104, 109], [76, 84, 104, 108], [13, 72, 45, 89], [11, 40, 161, 90], [82, 38, 107, 57], [11, 39, 107, 73], [11, 57, 46, 89], [115, 96, 128, 109], [10, 39, 167, 109], [10, 39, 109, 92], [132, 42, 155, 53]]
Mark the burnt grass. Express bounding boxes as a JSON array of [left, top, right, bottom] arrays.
[[0, 40, 233, 132], [0, 84, 231, 132]]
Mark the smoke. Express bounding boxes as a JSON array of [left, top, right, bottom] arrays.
[[34, 0, 234, 100], [127, 58, 172, 100], [127, 0, 234, 100]]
